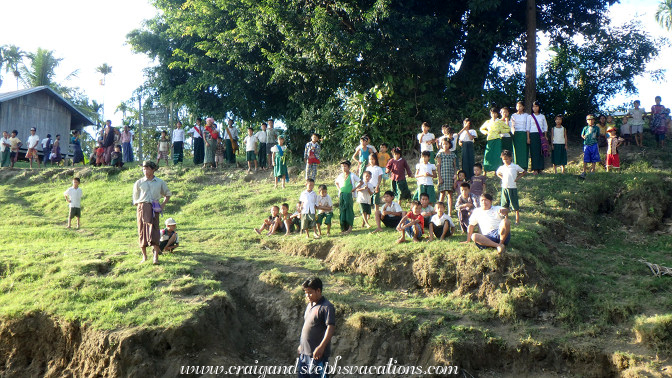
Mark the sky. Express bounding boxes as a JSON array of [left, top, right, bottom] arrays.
[[0, 0, 669, 126]]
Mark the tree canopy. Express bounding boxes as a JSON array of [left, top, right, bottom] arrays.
[[129, 0, 640, 155]]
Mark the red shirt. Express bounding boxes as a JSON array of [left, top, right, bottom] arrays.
[[406, 211, 424, 229], [386, 158, 413, 181]]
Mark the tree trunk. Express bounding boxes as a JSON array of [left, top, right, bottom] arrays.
[[524, 0, 537, 113]]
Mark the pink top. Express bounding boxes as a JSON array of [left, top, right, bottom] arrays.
[[120, 131, 132, 143]]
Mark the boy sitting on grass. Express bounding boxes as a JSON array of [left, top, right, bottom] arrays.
[[159, 218, 179, 253], [279, 203, 292, 236], [289, 202, 303, 234], [316, 185, 334, 236], [64, 177, 83, 229], [396, 200, 424, 243], [428, 201, 455, 241], [255, 205, 283, 236], [419, 193, 435, 229], [372, 191, 403, 233]]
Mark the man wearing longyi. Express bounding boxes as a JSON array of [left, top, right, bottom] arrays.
[[133, 161, 171, 265]]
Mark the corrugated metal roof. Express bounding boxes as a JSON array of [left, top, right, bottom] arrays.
[[0, 86, 95, 126]]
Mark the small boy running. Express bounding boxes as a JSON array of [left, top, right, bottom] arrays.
[[64, 177, 83, 229], [316, 185, 334, 236], [496, 150, 525, 224], [396, 200, 424, 243], [428, 201, 455, 241]]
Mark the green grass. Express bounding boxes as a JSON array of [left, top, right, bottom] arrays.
[[1, 136, 672, 370]]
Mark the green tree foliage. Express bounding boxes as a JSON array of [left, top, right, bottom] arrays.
[[536, 22, 664, 131], [656, 0, 672, 31], [128, 0, 619, 158], [1, 45, 25, 90]]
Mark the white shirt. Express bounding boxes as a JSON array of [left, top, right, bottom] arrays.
[[628, 108, 645, 125], [511, 113, 529, 132], [552, 127, 566, 144], [27, 134, 40, 149], [469, 205, 505, 235], [172, 128, 185, 142], [496, 163, 524, 189], [356, 182, 375, 204], [223, 126, 238, 140], [431, 213, 455, 227], [527, 114, 548, 133], [335, 172, 361, 192], [188, 126, 204, 139], [243, 135, 258, 152], [132, 176, 171, 205], [417, 133, 435, 152], [41, 137, 51, 149], [458, 129, 478, 142], [299, 190, 318, 214], [382, 201, 403, 214], [437, 133, 459, 152], [316, 194, 333, 214], [365, 165, 385, 187], [255, 130, 268, 143], [271, 144, 286, 154], [64, 187, 83, 208], [415, 162, 436, 186], [0, 137, 10, 153]]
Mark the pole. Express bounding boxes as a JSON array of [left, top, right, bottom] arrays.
[[524, 0, 537, 113], [138, 94, 143, 161]]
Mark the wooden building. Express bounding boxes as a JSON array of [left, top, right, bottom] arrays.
[[0, 86, 94, 157]]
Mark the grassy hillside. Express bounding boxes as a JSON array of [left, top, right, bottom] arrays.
[[1, 139, 672, 375]]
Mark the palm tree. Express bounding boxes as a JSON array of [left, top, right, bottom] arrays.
[[96, 63, 112, 121], [3, 45, 25, 90], [20, 48, 78, 91], [656, 0, 672, 31], [96, 63, 112, 85]]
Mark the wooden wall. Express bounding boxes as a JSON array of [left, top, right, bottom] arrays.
[[0, 91, 72, 154]]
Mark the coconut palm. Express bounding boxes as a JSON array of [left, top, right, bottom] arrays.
[[656, 0, 672, 31], [20, 48, 78, 91], [96, 63, 112, 85], [3, 45, 25, 90]]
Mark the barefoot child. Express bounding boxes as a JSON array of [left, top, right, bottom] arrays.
[[581, 115, 601, 178], [279, 203, 292, 236], [396, 200, 424, 243], [9, 130, 21, 168], [372, 191, 403, 232], [551, 115, 568, 174], [428, 201, 455, 241], [435, 138, 457, 213], [334, 160, 360, 234], [243, 127, 259, 173], [414, 151, 437, 204], [26, 127, 41, 169], [316, 185, 334, 236], [289, 202, 302, 233], [254, 205, 282, 235], [272, 136, 288, 188], [365, 154, 385, 213], [496, 150, 525, 224], [356, 171, 375, 228], [300, 179, 320, 239], [64, 177, 83, 229], [159, 218, 179, 252], [386, 147, 413, 201], [606, 127, 625, 172]]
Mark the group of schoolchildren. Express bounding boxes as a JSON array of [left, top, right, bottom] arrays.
[[0, 128, 66, 168]]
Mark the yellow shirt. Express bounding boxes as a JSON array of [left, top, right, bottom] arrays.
[[9, 137, 21, 151], [378, 152, 391, 169], [479, 119, 509, 141]]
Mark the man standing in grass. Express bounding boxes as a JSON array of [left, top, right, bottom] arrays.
[[298, 277, 335, 378], [133, 161, 171, 265], [64, 177, 82, 229]]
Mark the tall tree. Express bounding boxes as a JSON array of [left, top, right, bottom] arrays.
[[3, 45, 25, 90], [524, 0, 536, 112], [96, 63, 112, 85], [656, 0, 672, 30], [20, 48, 78, 91]]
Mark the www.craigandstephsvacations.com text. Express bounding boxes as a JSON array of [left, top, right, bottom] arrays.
[[180, 357, 460, 376]]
